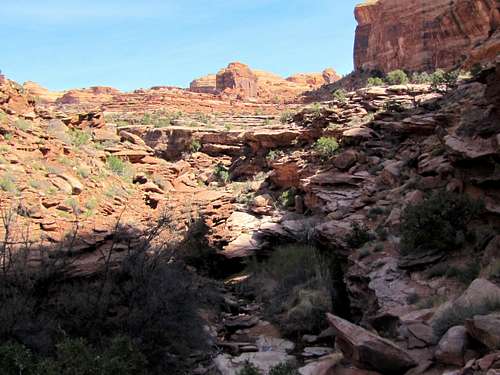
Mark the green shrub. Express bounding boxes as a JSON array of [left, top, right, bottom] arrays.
[[280, 110, 295, 124], [190, 139, 201, 153], [314, 136, 339, 158], [345, 222, 371, 249], [76, 166, 91, 178], [367, 77, 385, 87], [400, 191, 482, 256], [279, 189, 295, 208], [445, 261, 480, 285], [332, 89, 347, 103], [269, 362, 300, 375], [0, 174, 17, 193], [68, 128, 91, 147], [246, 244, 332, 335], [430, 69, 446, 88], [266, 149, 283, 161], [106, 155, 134, 180], [213, 164, 230, 184], [386, 70, 409, 85], [411, 72, 431, 84], [238, 361, 261, 375]]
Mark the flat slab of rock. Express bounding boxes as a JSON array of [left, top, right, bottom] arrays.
[[327, 314, 416, 374], [435, 325, 468, 366], [256, 336, 295, 353]]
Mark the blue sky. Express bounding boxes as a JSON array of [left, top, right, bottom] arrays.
[[1, 0, 360, 91]]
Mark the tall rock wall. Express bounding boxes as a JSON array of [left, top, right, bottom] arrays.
[[354, 0, 500, 72]]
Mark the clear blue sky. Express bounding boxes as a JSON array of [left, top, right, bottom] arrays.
[[1, 0, 360, 91]]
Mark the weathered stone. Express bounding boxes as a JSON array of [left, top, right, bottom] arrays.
[[465, 313, 500, 350], [327, 314, 416, 374], [435, 325, 469, 366]]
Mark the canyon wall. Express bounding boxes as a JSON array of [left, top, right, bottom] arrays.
[[354, 0, 500, 72]]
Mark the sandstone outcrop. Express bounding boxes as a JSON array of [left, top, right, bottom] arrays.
[[354, 0, 500, 72], [216, 62, 259, 99]]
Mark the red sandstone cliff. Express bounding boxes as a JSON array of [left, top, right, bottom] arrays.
[[354, 0, 500, 72]]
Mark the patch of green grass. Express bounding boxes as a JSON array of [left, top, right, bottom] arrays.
[[314, 136, 340, 158], [76, 166, 91, 178], [279, 189, 295, 208], [14, 119, 32, 131], [367, 77, 385, 86], [189, 139, 201, 153], [0, 174, 17, 193], [213, 164, 230, 185], [4, 133, 12, 141], [28, 179, 42, 189], [280, 110, 295, 124], [266, 149, 284, 162], [85, 197, 99, 211], [106, 155, 134, 181], [68, 128, 92, 147], [332, 89, 348, 103]]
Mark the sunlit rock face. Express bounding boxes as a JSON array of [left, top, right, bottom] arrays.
[[354, 0, 500, 72]]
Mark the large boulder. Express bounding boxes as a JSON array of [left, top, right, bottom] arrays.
[[465, 313, 500, 350], [435, 325, 469, 366], [327, 314, 416, 374]]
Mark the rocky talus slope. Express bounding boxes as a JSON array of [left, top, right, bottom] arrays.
[[0, 60, 499, 374], [354, 0, 500, 72]]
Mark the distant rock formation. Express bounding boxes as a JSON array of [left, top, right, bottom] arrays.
[[354, 0, 500, 72], [190, 63, 340, 100], [56, 86, 121, 105], [216, 62, 259, 99], [189, 74, 217, 94]]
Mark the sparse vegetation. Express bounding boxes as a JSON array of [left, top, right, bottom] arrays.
[[266, 149, 284, 161], [213, 164, 230, 184], [386, 69, 409, 85], [280, 110, 295, 124], [400, 191, 483, 256], [332, 89, 348, 103], [14, 119, 32, 131], [314, 136, 340, 158], [190, 139, 202, 153], [279, 189, 295, 208], [246, 244, 333, 335], [0, 174, 17, 193], [238, 362, 261, 375], [269, 362, 300, 375], [106, 155, 134, 180], [367, 77, 385, 86], [68, 128, 91, 147], [345, 222, 371, 249], [411, 72, 431, 84]]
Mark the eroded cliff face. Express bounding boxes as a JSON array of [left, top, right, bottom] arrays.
[[354, 0, 500, 72]]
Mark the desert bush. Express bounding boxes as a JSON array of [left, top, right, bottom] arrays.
[[279, 189, 295, 208], [68, 128, 91, 147], [367, 77, 385, 87], [280, 110, 295, 124], [0, 212, 215, 374], [266, 149, 283, 161], [190, 139, 202, 153], [314, 137, 339, 158], [0, 174, 17, 193], [345, 222, 371, 249], [106, 155, 134, 180], [445, 261, 480, 285], [213, 164, 230, 184], [238, 361, 261, 375], [269, 362, 300, 375], [332, 89, 348, 103], [246, 244, 333, 335], [400, 191, 482, 256], [383, 99, 406, 112], [386, 70, 409, 85], [410, 72, 431, 84]]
